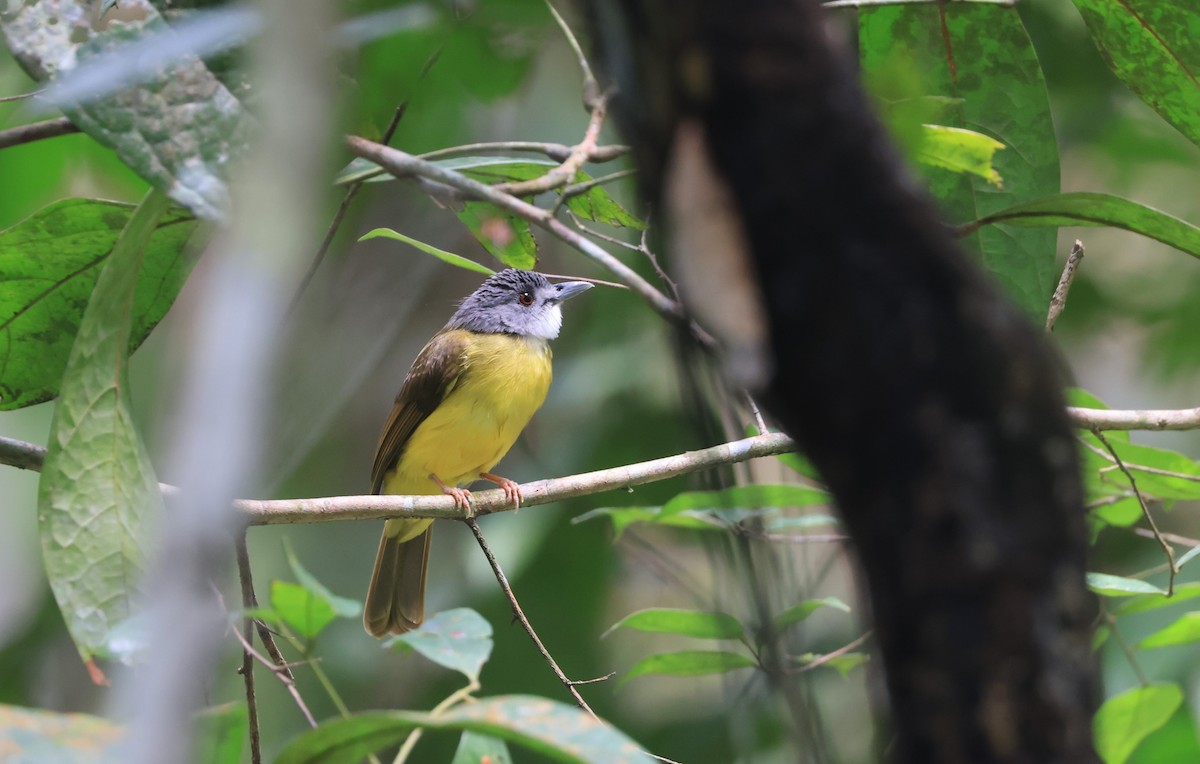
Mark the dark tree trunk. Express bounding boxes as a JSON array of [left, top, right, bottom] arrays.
[[587, 1, 1099, 761]]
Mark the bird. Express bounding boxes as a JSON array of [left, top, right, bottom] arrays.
[[363, 269, 593, 637]]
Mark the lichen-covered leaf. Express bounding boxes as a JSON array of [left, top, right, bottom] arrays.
[[0, 198, 198, 410], [0, 704, 125, 763]]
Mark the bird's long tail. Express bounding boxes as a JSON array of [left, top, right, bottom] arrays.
[[363, 521, 432, 637]]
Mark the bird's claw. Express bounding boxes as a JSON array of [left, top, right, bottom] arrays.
[[481, 472, 523, 511]]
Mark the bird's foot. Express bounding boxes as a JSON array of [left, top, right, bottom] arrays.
[[430, 473, 475, 518], [481, 472, 523, 511]]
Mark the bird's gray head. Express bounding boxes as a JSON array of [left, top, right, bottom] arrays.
[[446, 269, 593, 340]]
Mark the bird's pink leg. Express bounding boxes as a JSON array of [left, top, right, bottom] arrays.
[[430, 473, 474, 517]]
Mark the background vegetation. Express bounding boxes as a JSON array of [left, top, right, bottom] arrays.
[[2, 0, 1200, 762]]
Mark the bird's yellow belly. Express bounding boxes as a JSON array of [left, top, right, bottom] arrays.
[[382, 333, 552, 497]]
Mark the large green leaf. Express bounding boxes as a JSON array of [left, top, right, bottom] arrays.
[[0, 2, 251, 219], [1093, 684, 1183, 764], [603, 609, 745, 640], [194, 703, 247, 764], [1118, 582, 1200, 615], [37, 190, 171, 663], [1070, 0, 1200, 150], [0, 704, 124, 763], [860, 4, 1060, 318], [0, 199, 198, 410], [961, 192, 1200, 260], [387, 608, 493, 683], [1139, 612, 1200, 649], [270, 581, 337, 642], [275, 695, 650, 764]]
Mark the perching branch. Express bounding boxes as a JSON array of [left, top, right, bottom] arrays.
[[1066, 406, 1200, 431]]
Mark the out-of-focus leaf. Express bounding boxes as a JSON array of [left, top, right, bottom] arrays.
[[387, 608, 493, 682], [193, 703, 247, 764], [793, 651, 869, 678], [764, 514, 841, 533], [271, 581, 336, 641], [773, 597, 852, 631], [0, 704, 125, 763], [37, 190, 171, 662], [0, 199, 197, 410], [105, 611, 152, 667], [962, 193, 1200, 261], [661, 485, 830, 517], [359, 228, 494, 276], [603, 609, 744, 640], [1093, 625, 1110, 652], [1070, 0, 1200, 150], [451, 731, 513, 764], [1087, 573, 1166, 598], [1093, 684, 1182, 764], [0, 2, 253, 219], [860, 4, 1060, 319], [1118, 582, 1200, 616], [916, 124, 1005, 186], [283, 540, 363, 619], [571, 506, 725, 538], [1140, 612, 1200, 649], [622, 651, 756, 685], [275, 695, 650, 764]]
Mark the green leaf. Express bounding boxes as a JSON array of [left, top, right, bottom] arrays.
[[571, 506, 725, 538], [0, 704, 125, 763], [860, 3, 1060, 319], [603, 609, 744, 640], [455, 202, 538, 270], [0, 199, 198, 410], [916, 125, 1005, 186], [773, 597, 852, 630], [1070, 0, 1200, 150], [1087, 573, 1166, 598], [1118, 582, 1200, 616], [193, 703, 247, 764], [275, 695, 650, 764], [661, 485, 830, 517], [271, 581, 337, 641], [962, 193, 1200, 260], [358, 228, 495, 276], [1140, 612, 1200, 649], [452, 731, 513, 764], [1093, 684, 1183, 764], [561, 178, 643, 230], [0, 6, 251, 218], [37, 189, 172, 662], [1080, 431, 1200, 501], [386, 608, 493, 682], [622, 651, 756, 685], [283, 540, 363, 620]]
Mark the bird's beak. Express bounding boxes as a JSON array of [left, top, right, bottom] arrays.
[[554, 281, 594, 302]]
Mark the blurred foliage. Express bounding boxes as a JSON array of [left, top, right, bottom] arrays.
[[2, 1, 1200, 763]]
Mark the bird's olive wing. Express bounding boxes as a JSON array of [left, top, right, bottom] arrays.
[[370, 330, 470, 494]]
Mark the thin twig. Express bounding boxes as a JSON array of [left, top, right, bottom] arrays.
[[544, 0, 598, 105], [1102, 607, 1149, 686], [494, 95, 610, 197], [558, 168, 637, 201], [745, 393, 769, 435], [237, 609, 262, 764], [1093, 430, 1176, 595], [1046, 239, 1085, 333], [416, 140, 629, 164], [464, 516, 597, 716], [289, 96, 413, 314], [235, 533, 317, 727], [0, 117, 80, 150], [0, 89, 43, 103], [792, 631, 873, 674]]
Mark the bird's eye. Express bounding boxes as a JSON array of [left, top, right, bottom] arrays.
[[517, 291, 533, 306]]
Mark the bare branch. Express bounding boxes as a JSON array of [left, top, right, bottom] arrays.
[[1067, 406, 1200, 431], [495, 95, 609, 196], [0, 117, 80, 150], [1093, 429, 1176, 595], [1046, 240, 1084, 333], [343, 134, 689, 326]]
